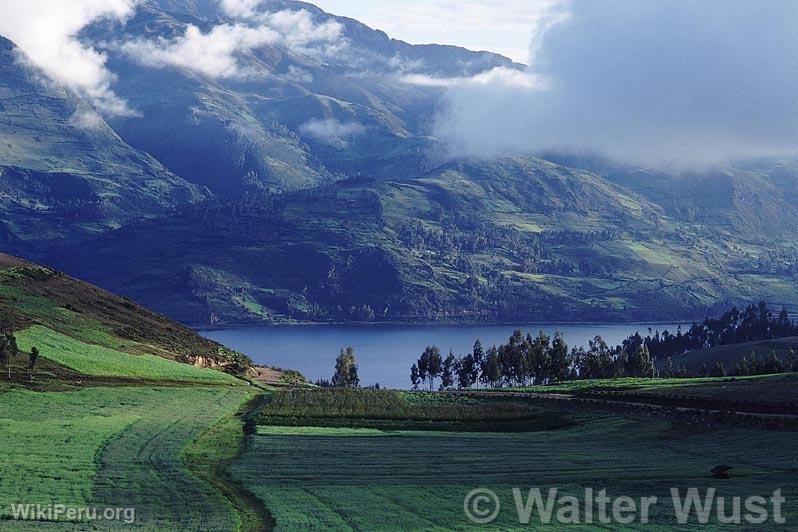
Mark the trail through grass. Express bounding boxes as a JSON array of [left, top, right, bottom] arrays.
[[0, 386, 252, 530]]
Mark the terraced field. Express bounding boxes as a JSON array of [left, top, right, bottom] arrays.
[[230, 417, 798, 530], [0, 385, 254, 530]]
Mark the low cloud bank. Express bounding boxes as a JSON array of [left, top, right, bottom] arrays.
[[431, 0, 798, 170]]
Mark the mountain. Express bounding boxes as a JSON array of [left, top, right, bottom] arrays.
[[82, 0, 517, 196], [45, 155, 798, 325], [0, 36, 205, 249]]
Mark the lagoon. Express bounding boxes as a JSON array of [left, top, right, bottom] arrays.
[[201, 323, 683, 389]]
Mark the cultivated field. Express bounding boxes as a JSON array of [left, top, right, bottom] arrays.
[[229, 386, 798, 530], [231, 415, 798, 530], [0, 385, 253, 530], [15, 326, 240, 384]]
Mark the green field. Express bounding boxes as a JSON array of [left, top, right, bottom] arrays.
[[231, 416, 798, 530], [0, 385, 253, 530], [506, 373, 798, 404], [15, 326, 241, 384], [258, 388, 574, 432]]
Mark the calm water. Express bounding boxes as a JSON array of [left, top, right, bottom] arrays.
[[201, 323, 683, 389]]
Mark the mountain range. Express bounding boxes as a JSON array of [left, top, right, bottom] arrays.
[[2, 0, 798, 325]]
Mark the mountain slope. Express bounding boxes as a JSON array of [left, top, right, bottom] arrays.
[[45, 155, 798, 325], [0, 36, 205, 248], [0, 253, 248, 381], [81, 0, 517, 195]]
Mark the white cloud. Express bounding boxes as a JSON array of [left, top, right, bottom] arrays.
[[403, 67, 543, 89], [433, 0, 798, 170], [299, 118, 365, 146], [220, 0, 262, 18], [0, 0, 137, 115], [119, 9, 344, 79], [68, 109, 109, 131]]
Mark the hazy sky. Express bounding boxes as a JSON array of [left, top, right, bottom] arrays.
[[312, 0, 561, 63], [3, 0, 798, 169]]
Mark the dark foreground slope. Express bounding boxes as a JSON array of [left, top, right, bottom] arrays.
[[0, 252, 252, 381]]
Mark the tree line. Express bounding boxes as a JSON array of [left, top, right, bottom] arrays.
[[410, 331, 656, 390], [410, 302, 798, 390], [624, 302, 797, 360]]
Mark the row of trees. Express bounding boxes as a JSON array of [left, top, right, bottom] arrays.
[[628, 302, 797, 360], [410, 331, 657, 390], [662, 351, 798, 379], [410, 303, 798, 389]]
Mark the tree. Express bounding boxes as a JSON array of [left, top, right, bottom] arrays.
[[332, 347, 359, 388], [711, 361, 726, 377], [441, 350, 457, 390], [480, 346, 502, 388], [548, 332, 570, 382], [626, 345, 655, 378], [457, 353, 475, 389], [29, 346, 39, 369], [471, 340, 484, 387], [786, 348, 798, 373], [0, 335, 7, 381], [417, 346, 443, 390], [410, 363, 421, 390], [0, 333, 17, 380], [662, 357, 674, 378]]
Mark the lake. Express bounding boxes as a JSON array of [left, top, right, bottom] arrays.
[[201, 323, 684, 389]]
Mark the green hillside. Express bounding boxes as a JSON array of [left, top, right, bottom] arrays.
[[663, 337, 798, 374], [48, 156, 798, 325], [0, 253, 251, 383], [0, 37, 205, 248]]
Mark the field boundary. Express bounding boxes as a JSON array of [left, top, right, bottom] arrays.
[[184, 391, 275, 532]]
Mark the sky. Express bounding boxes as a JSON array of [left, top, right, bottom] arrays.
[[2, 0, 798, 170], [312, 0, 562, 64]]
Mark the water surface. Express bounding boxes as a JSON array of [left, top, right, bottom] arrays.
[[201, 323, 683, 389]]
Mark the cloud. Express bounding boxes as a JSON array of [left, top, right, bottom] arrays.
[[119, 9, 344, 79], [403, 67, 543, 89], [299, 118, 365, 146], [68, 109, 109, 131], [220, 0, 262, 18], [433, 0, 798, 170], [0, 0, 137, 115]]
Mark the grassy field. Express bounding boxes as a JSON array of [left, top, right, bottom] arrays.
[[507, 373, 798, 404], [258, 388, 575, 432], [15, 326, 241, 384], [0, 385, 254, 530], [230, 416, 798, 530]]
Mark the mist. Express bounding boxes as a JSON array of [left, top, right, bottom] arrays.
[[432, 0, 798, 170]]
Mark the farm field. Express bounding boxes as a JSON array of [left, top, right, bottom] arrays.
[[230, 416, 798, 530], [14, 325, 241, 384], [0, 385, 254, 530], [258, 388, 575, 431], [508, 373, 798, 401]]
